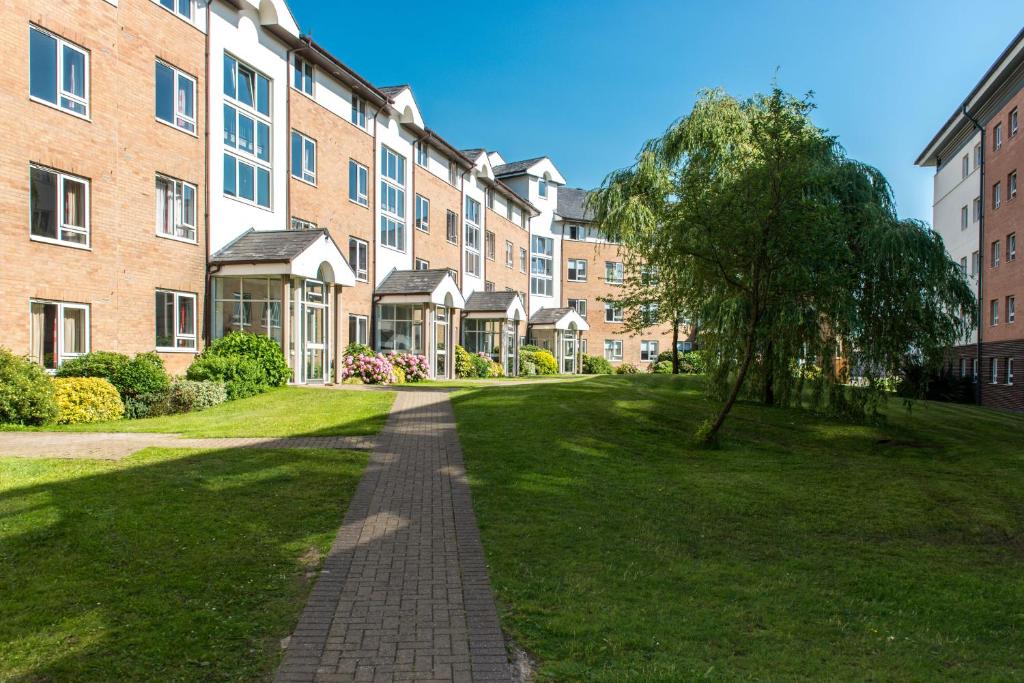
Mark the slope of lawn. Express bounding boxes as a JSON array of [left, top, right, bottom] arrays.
[[29, 387, 394, 437], [451, 375, 1024, 681], [0, 446, 366, 681]]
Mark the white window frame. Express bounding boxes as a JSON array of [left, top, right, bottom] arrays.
[[1011, 172, 1018, 200], [29, 25, 90, 119], [349, 159, 369, 207], [1012, 109, 1020, 137], [446, 210, 458, 244], [154, 0, 194, 22], [155, 60, 197, 135], [348, 314, 368, 346], [290, 130, 316, 185], [505, 240, 514, 268], [1008, 358, 1015, 385], [223, 54, 272, 209], [995, 123, 1003, 150], [351, 95, 367, 129], [465, 197, 482, 277], [990, 357, 999, 384], [155, 289, 197, 352], [292, 54, 313, 96], [348, 236, 369, 282], [290, 216, 317, 231], [29, 164, 90, 249], [604, 339, 623, 361], [993, 240, 1001, 268], [991, 299, 999, 326], [567, 258, 588, 282], [605, 261, 624, 285], [538, 178, 548, 198], [1008, 295, 1016, 323], [448, 160, 458, 186], [415, 258, 429, 270], [379, 145, 407, 251], [568, 298, 587, 318], [961, 205, 968, 230], [520, 247, 527, 273], [415, 194, 430, 232], [485, 230, 496, 261], [605, 303, 624, 323], [415, 141, 428, 167], [29, 300, 90, 370], [640, 340, 659, 362], [530, 235, 553, 297], [962, 155, 969, 179], [1010, 233, 1017, 261], [155, 174, 197, 243]]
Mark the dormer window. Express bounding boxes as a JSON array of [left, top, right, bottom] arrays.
[[538, 178, 548, 198]]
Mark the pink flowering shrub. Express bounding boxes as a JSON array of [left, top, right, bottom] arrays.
[[341, 353, 396, 384], [386, 352, 430, 382]]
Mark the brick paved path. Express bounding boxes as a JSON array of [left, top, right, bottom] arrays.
[[0, 431, 376, 460], [275, 390, 511, 683]]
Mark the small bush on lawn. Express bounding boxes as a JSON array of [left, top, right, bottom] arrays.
[[455, 345, 476, 378], [186, 355, 264, 400], [520, 349, 558, 375], [167, 378, 227, 413], [53, 377, 125, 424], [519, 359, 537, 376], [57, 351, 129, 382], [392, 366, 407, 384], [0, 348, 58, 425], [203, 332, 290, 388], [58, 351, 170, 417], [582, 353, 614, 375], [616, 362, 640, 375], [344, 342, 374, 359], [487, 361, 504, 378], [387, 352, 429, 381], [650, 360, 674, 374], [341, 353, 395, 384], [470, 353, 492, 378]]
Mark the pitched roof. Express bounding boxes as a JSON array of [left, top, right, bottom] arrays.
[[210, 229, 327, 264], [376, 268, 451, 295], [493, 156, 548, 178], [461, 148, 486, 162], [378, 84, 410, 98], [529, 307, 574, 325], [464, 290, 519, 312], [557, 187, 594, 222]]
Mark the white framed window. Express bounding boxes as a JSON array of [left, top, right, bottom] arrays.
[[29, 26, 89, 118], [962, 155, 969, 179], [415, 141, 428, 167], [155, 0, 193, 21], [640, 340, 659, 361], [505, 240, 514, 268], [605, 303, 624, 323], [448, 160, 458, 185], [290, 216, 317, 231], [973, 196, 981, 222], [348, 314, 368, 345], [485, 281, 495, 292], [568, 298, 587, 318], [465, 197, 482, 276], [580, 339, 588, 355], [155, 174, 197, 242], [961, 205, 968, 230], [30, 164, 89, 248], [995, 123, 1004, 150], [530, 235, 553, 296], [448, 268, 459, 285], [1012, 109, 1020, 137], [604, 339, 623, 361], [351, 95, 366, 129], [348, 159, 369, 206], [1010, 233, 1017, 261], [223, 54, 272, 209], [993, 240, 1001, 268], [1008, 295, 1016, 323], [485, 187, 495, 210], [520, 247, 527, 273], [567, 258, 588, 281], [605, 261, 624, 285], [30, 300, 89, 370], [292, 54, 313, 96], [348, 237, 368, 282], [485, 230, 496, 261], [990, 357, 999, 384], [1011, 172, 1018, 200], [972, 250, 980, 276], [1008, 358, 1015, 385], [415, 258, 429, 270], [974, 143, 982, 169], [960, 256, 967, 274], [380, 146, 407, 251], [446, 210, 458, 244], [959, 357, 967, 378], [973, 358, 979, 382], [538, 178, 548, 198], [415, 194, 429, 232], [155, 60, 196, 134], [991, 299, 999, 326], [506, 199, 513, 221], [290, 130, 316, 184], [155, 290, 196, 351], [567, 224, 586, 240]]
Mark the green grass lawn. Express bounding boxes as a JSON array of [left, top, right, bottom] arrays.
[[27, 387, 394, 437], [451, 374, 1024, 681], [0, 446, 366, 681]]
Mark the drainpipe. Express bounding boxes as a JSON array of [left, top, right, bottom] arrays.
[[369, 104, 384, 349], [203, 3, 212, 348], [963, 105, 985, 406]]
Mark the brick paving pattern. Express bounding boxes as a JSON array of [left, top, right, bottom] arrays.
[[275, 390, 511, 683]]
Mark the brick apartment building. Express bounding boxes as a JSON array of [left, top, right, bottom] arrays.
[[917, 27, 1024, 409], [5, 0, 677, 383]]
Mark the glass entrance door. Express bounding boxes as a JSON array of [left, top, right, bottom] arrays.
[[504, 322, 516, 376], [435, 305, 448, 379], [561, 331, 576, 374], [304, 280, 327, 382]]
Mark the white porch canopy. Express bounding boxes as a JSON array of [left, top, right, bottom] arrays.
[[209, 229, 355, 285], [374, 269, 466, 307], [528, 307, 590, 331], [462, 291, 527, 320]]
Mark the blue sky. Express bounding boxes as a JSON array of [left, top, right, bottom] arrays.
[[289, 0, 1024, 224]]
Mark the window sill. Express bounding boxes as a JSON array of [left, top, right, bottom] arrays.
[[155, 116, 199, 138], [349, 198, 369, 209], [416, 226, 429, 233], [30, 95, 90, 122], [292, 175, 317, 187], [155, 231, 198, 245], [156, 347, 197, 354], [224, 193, 273, 212], [30, 235, 91, 251], [290, 84, 315, 100], [379, 243, 407, 254]]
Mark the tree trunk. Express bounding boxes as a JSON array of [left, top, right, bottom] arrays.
[[671, 319, 681, 374], [701, 326, 757, 445], [763, 340, 775, 406]]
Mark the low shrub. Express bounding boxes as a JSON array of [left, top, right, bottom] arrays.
[[0, 348, 58, 425], [520, 344, 545, 353], [582, 354, 614, 375], [487, 360, 504, 378], [392, 366, 407, 384], [167, 379, 227, 413], [387, 352, 429, 381], [521, 348, 558, 375], [470, 353, 492, 378], [616, 362, 640, 375], [455, 345, 476, 378], [649, 360, 674, 374], [341, 353, 395, 384], [519, 359, 537, 376], [53, 377, 124, 424], [58, 351, 170, 416], [203, 332, 290, 388], [344, 342, 374, 359], [186, 354, 264, 400], [57, 351, 129, 383]]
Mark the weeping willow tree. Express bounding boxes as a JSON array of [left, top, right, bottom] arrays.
[[590, 87, 975, 444]]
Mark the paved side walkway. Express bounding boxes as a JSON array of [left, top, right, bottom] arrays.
[[275, 390, 511, 683], [0, 432, 376, 460]]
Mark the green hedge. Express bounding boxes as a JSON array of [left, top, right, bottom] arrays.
[[186, 355, 264, 400], [202, 332, 290, 387], [582, 353, 614, 375], [0, 348, 58, 425], [53, 377, 125, 424], [56, 351, 170, 417], [520, 348, 558, 375]]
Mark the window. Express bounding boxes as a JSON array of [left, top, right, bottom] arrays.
[[960, 256, 967, 274], [380, 146, 406, 251], [505, 240, 514, 268], [640, 340, 659, 362], [29, 26, 89, 117], [415, 258, 429, 270], [962, 155, 969, 179], [975, 143, 982, 169], [448, 268, 458, 285], [604, 339, 623, 361], [448, 160, 458, 185], [415, 194, 429, 232], [538, 178, 548, 198], [223, 54, 271, 208], [580, 339, 588, 355], [1013, 109, 1020, 137], [155, 174, 197, 242], [567, 224, 586, 240], [959, 357, 967, 378], [530, 235, 553, 296], [990, 357, 999, 384], [991, 299, 999, 326], [567, 258, 588, 281], [465, 197, 482, 276], [605, 303, 624, 323], [446, 210, 458, 244], [1010, 233, 1017, 261], [30, 301, 89, 370], [348, 237, 368, 281], [290, 130, 316, 184], [155, 290, 196, 350], [1009, 358, 1016, 385], [1009, 295, 1017, 323], [377, 304, 423, 354], [351, 95, 366, 128], [292, 55, 313, 96], [568, 298, 587, 318], [994, 182, 1002, 209], [463, 319, 502, 358], [992, 240, 1001, 268], [155, 61, 196, 133], [348, 314, 368, 346], [485, 280, 495, 292], [995, 123, 1004, 151], [519, 247, 527, 273], [961, 205, 968, 229], [519, 208, 528, 228], [290, 217, 317, 231], [485, 230, 496, 261], [1011, 171, 1018, 199], [973, 196, 981, 222], [212, 277, 283, 341], [348, 159, 368, 206], [485, 187, 495, 210], [30, 165, 89, 247], [415, 141, 428, 167], [156, 0, 193, 21], [605, 261, 624, 285], [972, 250, 980, 276], [506, 200, 513, 221]]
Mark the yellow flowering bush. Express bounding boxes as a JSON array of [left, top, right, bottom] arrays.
[[53, 377, 125, 424]]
